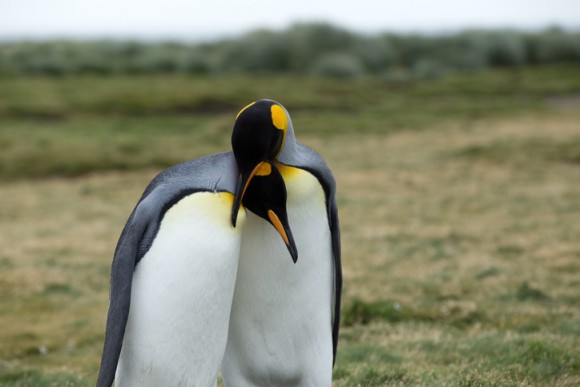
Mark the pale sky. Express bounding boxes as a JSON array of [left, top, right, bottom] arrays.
[[1, 0, 579, 40]]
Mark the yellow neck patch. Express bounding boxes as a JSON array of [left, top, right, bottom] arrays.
[[271, 105, 288, 131]]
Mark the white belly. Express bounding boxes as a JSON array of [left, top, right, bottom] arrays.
[[222, 167, 333, 387], [116, 192, 245, 387]]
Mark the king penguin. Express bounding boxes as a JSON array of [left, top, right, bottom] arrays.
[[222, 99, 342, 386], [96, 141, 297, 383]]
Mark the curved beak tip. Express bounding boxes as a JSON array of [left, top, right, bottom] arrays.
[[289, 245, 298, 264], [231, 210, 238, 228], [231, 174, 245, 228]]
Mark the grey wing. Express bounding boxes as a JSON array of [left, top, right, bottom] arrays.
[[96, 152, 239, 387], [96, 196, 156, 387], [328, 193, 342, 366], [285, 142, 343, 366]]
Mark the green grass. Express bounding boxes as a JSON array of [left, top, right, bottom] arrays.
[[0, 368, 88, 387], [1, 65, 579, 182], [334, 326, 579, 385], [2, 65, 579, 120], [1, 65, 579, 385]]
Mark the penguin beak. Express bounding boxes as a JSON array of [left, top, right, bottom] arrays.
[[230, 160, 297, 263], [231, 161, 266, 227], [267, 209, 298, 263]]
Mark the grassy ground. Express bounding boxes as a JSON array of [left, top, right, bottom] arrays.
[[0, 66, 579, 385]]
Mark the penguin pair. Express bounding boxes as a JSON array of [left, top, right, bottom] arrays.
[[97, 99, 342, 387]]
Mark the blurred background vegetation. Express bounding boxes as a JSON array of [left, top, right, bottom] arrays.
[[1, 22, 579, 386], [1, 23, 579, 78]]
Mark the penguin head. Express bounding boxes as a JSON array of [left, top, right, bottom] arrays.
[[242, 161, 298, 263], [231, 99, 289, 226]]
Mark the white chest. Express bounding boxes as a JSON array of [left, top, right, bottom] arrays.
[[223, 167, 334, 386], [117, 192, 245, 387]]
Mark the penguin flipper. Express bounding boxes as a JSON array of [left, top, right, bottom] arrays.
[[96, 152, 239, 387], [96, 197, 155, 387], [282, 141, 343, 366], [328, 196, 342, 366]]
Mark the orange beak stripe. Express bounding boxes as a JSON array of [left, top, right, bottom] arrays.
[[240, 161, 266, 203], [267, 209, 290, 246]]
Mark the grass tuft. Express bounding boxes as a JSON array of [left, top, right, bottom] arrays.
[[516, 282, 550, 301], [342, 298, 433, 326]]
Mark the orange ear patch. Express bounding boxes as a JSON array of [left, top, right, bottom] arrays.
[[271, 105, 288, 131]]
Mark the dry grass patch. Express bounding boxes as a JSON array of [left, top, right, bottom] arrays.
[[1, 112, 579, 384]]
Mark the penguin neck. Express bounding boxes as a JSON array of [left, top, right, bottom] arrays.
[[276, 119, 299, 165]]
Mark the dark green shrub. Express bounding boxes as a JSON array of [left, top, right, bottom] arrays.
[[1, 24, 578, 77]]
